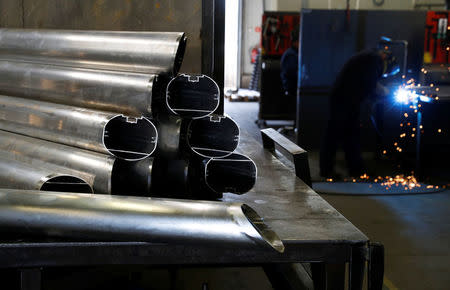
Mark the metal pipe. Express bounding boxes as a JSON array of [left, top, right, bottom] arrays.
[[0, 190, 284, 253], [0, 60, 157, 117], [150, 153, 257, 198], [0, 130, 153, 195], [0, 29, 187, 76], [166, 74, 220, 119], [156, 115, 239, 158], [187, 115, 239, 158], [150, 158, 190, 197], [0, 155, 93, 193], [0, 95, 157, 161], [203, 153, 257, 195]]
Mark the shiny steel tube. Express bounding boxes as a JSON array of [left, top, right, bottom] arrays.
[[0, 130, 153, 195], [0, 60, 156, 117], [203, 153, 257, 195], [0, 190, 284, 253], [187, 115, 240, 158], [150, 153, 257, 198], [166, 74, 220, 119], [0, 130, 113, 194], [0, 95, 158, 161], [157, 115, 239, 158], [0, 29, 187, 75], [0, 155, 93, 193]]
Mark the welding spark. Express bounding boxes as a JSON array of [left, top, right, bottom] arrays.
[[380, 175, 423, 190]]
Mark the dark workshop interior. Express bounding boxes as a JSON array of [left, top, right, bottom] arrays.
[[0, 0, 449, 290]]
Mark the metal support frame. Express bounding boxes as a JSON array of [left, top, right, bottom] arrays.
[[201, 0, 225, 115], [20, 268, 41, 290], [261, 128, 312, 187]]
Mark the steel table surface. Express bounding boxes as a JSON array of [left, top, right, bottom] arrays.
[[0, 130, 368, 268]]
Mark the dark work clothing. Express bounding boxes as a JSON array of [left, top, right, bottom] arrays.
[[280, 47, 298, 96], [320, 50, 384, 176]]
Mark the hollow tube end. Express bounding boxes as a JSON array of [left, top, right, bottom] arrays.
[[187, 115, 240, 158], [40, 175, 93, 194], [205, 153, 257, 194], [103, 115, 158, 161], [166, 74, 220, 119], [241, 204, 285, 253]]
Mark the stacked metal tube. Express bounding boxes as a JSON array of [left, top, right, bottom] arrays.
[[0, 28, 257, 200], [0, 29, 276, 251], [0, 29, 180, 194]]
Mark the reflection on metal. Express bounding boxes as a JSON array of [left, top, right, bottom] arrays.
[[0, 95, 157, 161], [0, 29, 187, 75], [0, 190, 284, 253], [0, 130, 114, 194], [187, 115, 239, 158], [156, 116, 183, 158], [0, 60, 156, 117], [204, 153, 257, 194], [0, 130, 154, 195], [0, 155, 93, 193], [166, 74, 220, 118]]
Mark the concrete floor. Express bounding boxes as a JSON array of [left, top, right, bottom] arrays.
[[225, 99, 450, 290]]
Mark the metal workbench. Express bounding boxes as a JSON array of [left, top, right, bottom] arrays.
[[0, 129, 376, 290]]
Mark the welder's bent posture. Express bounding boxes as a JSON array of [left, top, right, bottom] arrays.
[[320, 49, 397, 178]]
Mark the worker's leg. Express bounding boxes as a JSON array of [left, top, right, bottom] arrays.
[[343, 111, 365, 176]]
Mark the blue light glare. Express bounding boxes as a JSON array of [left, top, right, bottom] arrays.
[[394, 87, 432, 105], [395, 88, 410, 104]]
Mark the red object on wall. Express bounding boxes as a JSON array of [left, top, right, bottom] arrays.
[[251, 46, 259, 64], [261, 12, 300, 57], [424, 11, 450, 64]]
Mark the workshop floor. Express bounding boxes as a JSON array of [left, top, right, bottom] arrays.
[[225, 99, 450, 290]]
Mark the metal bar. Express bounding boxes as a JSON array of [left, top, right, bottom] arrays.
[[201, 0, 225, 115], [349, 246, 366, 290], [0, 190, 284, 253], [0, 60, 156, 117], [20, 268, 41, 290], [0, 95, 157, 161], [261, 128, 312, 187], [368, 242, 384, 290], [0, 154, 93, 193], [166, 74, 220, 119], [263, 263, 314, 290], [0, 29, 186, 76], [0, 130, 153, 195], [311, 263, 327, 290]]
